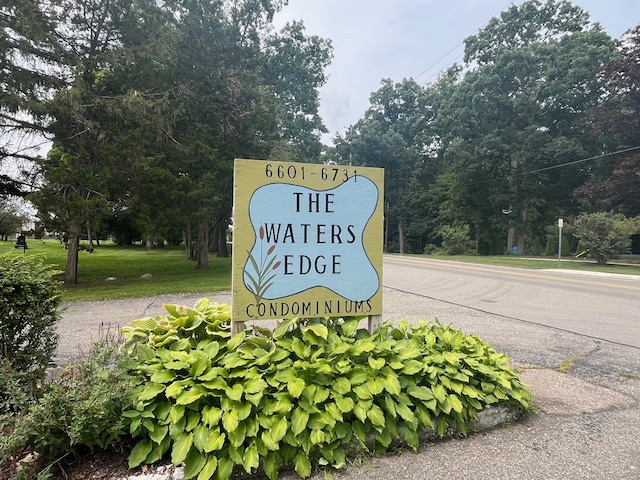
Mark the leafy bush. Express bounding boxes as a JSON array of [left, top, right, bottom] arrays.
[[574, 212, 637, 264], [439, 224, 473, 255], [123, 300, 532, 480], [0, 337, 138, 477], [530, 237, 544, 256], [423, 243, 438, 255], [0, 253, 62, 401]]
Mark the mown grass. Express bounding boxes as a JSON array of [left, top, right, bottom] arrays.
[[2, 239, 638, 302], [0, 239, 231, 301], [424, 254, 640, 275]]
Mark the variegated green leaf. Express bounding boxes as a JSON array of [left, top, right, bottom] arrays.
[[128, 439, 153, 468], [383, 373, 401, 395], [334, 395, 355, 414], [197, 457, 217, 480], [222, 410, 239, 433], [368, 357, 385, 370], [149, 425, 168, 445], [366, 404, 386, 428], [203, 429, 226, 453], [150, 369, 176, 384], [137, 382, 165, 401], [201, 406, 222, 427], [287, 378, 305, 398], [331, 377, 351, 395], [291, 407, 309, 436], [242, 445, 259, 473], [171, 432, 193, 465], [303, 324, 328, 340], [215, 457, 234, 480], [177, 386, 207, 406], [432, 384, 447, 403], [225, 384, 243, 401], [395, 402, 415, 423], [184, 449, 207, 479], [448, 393, 464, 413], [294, 452, 312, 478], [244, 378, 268, 395], [271, 416, 288, 442]]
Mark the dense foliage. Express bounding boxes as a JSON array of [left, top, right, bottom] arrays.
[[0, 338, 138, 479], [0, 198, 26, 241], [2, 0, 332, 283], [4, 0, 639, 263], [122, 300, 531, 480], [575, 212, 638, 264], [333, 1, 640, 255], [0, 253, 62, 398]]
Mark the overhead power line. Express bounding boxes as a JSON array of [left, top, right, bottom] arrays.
[[524, 145, 640, 175]]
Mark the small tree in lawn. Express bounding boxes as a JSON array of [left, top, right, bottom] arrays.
[[574, 212, 637, 264]]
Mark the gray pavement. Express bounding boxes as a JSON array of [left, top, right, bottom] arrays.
[[55, 287, 640, 480]]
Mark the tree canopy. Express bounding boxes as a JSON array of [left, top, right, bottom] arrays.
[[334, 0, 638, 256], [3, 0, 639, 269], [2, 0, 332, 283]]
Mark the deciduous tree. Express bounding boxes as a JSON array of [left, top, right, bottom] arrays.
[[575, 25, 640, 216], [435, 0, 616, 253], [574, 211, 637, 264]]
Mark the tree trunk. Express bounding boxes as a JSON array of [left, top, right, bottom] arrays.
[[87, 227, 94, 248], [516, 197, 528, 254], [184, 224, 196, 260], [474, 223, 480, 255], [209, 223, 218, 253], [507, 227, 515, 253], [217, 224, 229, 257], [398, 219, 405, 254], [65, 236, 79, 285], [196, 218, 210, 269], [145, 234, 153, 249]]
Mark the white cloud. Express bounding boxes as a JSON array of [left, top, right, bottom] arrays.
[[274, 0, 640, 143]]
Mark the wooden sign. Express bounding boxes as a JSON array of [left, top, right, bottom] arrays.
[[232, 159, 384, 322]]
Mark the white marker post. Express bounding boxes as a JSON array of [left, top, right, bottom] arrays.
[[558, 218, 563, 266]]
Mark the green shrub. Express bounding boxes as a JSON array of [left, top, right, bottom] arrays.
[[439, 224, 473, 255], [423, 243, 438, 255], [561, 234, 571, 256], [530, 237, 543, 256], [544, 234, 556, 255], [575, 211, 636, 264], [0, 253, 62, 398], [0, 337, 138, 477], [123, 300, 532, 480]]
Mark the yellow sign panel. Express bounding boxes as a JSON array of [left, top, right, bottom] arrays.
[[232, 159, 384, 321]]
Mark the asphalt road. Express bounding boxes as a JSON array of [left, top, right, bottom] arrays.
[[54, 256, 640, 479], [383, 256, 640, 348]]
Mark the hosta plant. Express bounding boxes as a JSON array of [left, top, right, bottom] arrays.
[[122, 299, 531, 480]]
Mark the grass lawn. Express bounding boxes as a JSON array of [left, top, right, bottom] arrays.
[[0, 239, 231, 302], [407, 253, 640, 275], [2, 239, 638, 302]]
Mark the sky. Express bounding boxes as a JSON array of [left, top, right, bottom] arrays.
[[273, 0, 640, 144]]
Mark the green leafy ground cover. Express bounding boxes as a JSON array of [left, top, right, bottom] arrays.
[[121, 300, 532, 480], [0, 247, 536, 479]]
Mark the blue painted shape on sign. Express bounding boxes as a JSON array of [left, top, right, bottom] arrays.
[[243, 175, 379, 301]]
